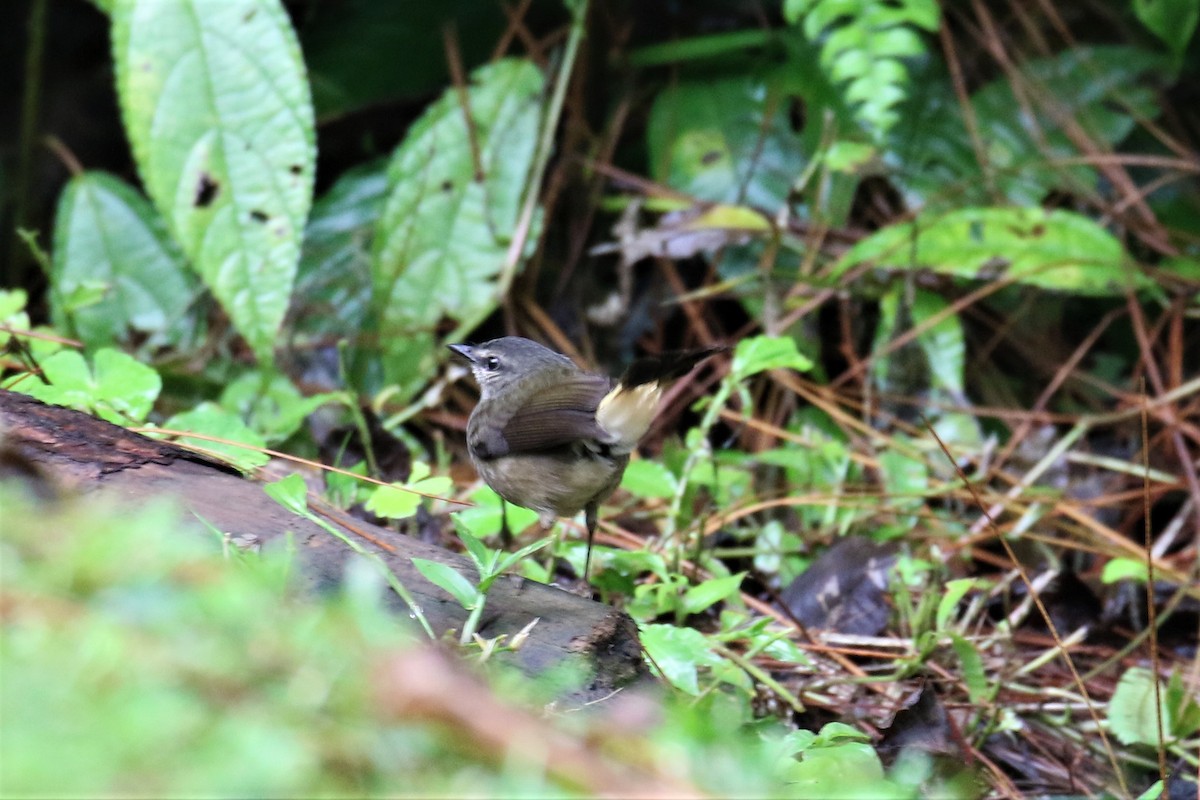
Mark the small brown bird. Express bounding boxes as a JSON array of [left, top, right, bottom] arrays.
[[449, 336, 720, 577]]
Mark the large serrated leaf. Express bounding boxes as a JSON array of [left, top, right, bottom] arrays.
[[111, 0, 315, 363], [51, 171, 200, 351], [371, 57, 544, 391], [837, 206, 1147, 296]]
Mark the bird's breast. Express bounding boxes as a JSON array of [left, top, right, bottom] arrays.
[[470, 445, 627, 519]]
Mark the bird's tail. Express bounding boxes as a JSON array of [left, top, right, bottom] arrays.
[[595, 347, 725, 450]]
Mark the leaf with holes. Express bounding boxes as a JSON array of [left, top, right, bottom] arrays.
[[111, 0, 315, 363], [372, 58, 544, 393]]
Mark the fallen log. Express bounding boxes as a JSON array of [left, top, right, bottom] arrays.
[[0, 388, 647, 703]]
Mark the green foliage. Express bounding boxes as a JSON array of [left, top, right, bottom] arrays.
[[1108, 667, 1200, 746], [161, 402, 270, 471], [0, 290, 33, 352], [0, 487, 410, 797], [293, 160, 388, 352], [1133, 0, 1200, 58], [371, 58, 545, 398], [7, 347, 160, 424], [414, 523, 554, 645], [732, 334, 814, 380], [299, 1, 511, 120], [364, 462, 454, 520], [648, 76, 808, 208], [640, 623, 750, 696], [218, 371, 342, 445], [784, 0, 940, 140], [110, 0, 315, 364], [838, 206, 1144, 295], [451, 485, 541, 539], [51, 171, 199, 352], [889, 46, 1170, 210], [619, 458, 678, 500], [1, 485, 809, 798]]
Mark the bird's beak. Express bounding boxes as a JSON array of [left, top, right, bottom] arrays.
[[447, 343, 476, 363]]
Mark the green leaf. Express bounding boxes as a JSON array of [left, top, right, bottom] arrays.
[[935, 578, 978, 631], [1136, 780, 1165, 800], [752, 520, 794, 576], [1109, 666, 1166, 746], [51, 172, 199, 351], [219, 372, 340, 443], [411, 559, 479, 610], [363, 484, 422, 520], [682, 573, 745, 615], [811, 722, 874, 747], [731, 335, 813, 381], [372, 58, 544, 394], [1134, 0, 1199, 57], [454, 524, 493, 575], [92, 349, 161, 421], [782, 740, 894, 797], [878, 447, 928, 502], [452, 486, 541, 540], [890, 47, 1169, 209], [163, 402, 269, 471], [874, 286, 965, 397], [786, 0, 940, 140], [0, 289, 31, 351], [493, 535, 555, 579], [620, 460, 678, 500], [293, 160, 388, 365], [639, 624, 723, 695], [263, 473, 309, 515], [949, 633, 989, 704], [1166, 671, 1200, 737], [111, 0, 315, 363], [10, 350, 93, 410], [647, 76, 807, 209], [838, 206, 1146, 296], [15, 348, 161, 424], [363, 462, 453, 521], [1101, 557, 1149, 584], [1106, 666, 1200, 743]]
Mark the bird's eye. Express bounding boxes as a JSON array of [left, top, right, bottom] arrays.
[[484, 356, 500, 371]]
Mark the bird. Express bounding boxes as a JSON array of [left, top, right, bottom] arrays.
[[448, 336, 720, 578]]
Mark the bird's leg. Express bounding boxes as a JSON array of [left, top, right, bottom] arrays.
[[499, 498, 512, 547], [583, 501, 598, 581]]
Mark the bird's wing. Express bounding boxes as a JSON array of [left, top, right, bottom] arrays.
[[487, 373, 613, 456]]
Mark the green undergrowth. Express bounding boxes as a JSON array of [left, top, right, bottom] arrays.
[[0, 484, 942, 799]]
